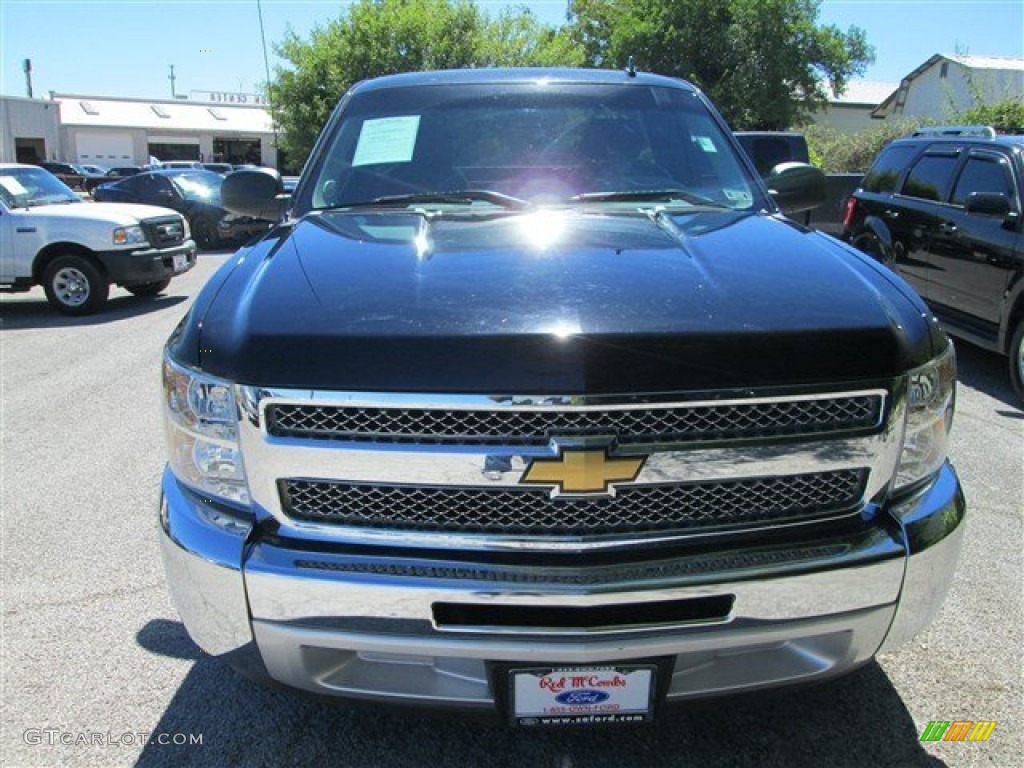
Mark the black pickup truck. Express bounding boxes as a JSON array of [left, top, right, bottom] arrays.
[[158, 68, 964, 726]]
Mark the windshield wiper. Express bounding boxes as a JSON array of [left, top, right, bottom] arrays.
[[335, 190, 532, 211], [569, 189, 728, 207]]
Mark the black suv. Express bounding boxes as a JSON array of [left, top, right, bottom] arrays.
[[843, 127, 1024, 399]]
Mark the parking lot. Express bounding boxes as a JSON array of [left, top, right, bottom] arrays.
[[1, 250, 1021, 768]]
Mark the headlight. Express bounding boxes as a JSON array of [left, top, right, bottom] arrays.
[[113, 225, 147, 245], [163, 354, 249, 505], [181, 218, 191, 239], [895, 343, 956, 492]]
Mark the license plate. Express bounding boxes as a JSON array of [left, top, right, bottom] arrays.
[[172, 253, 189, 273], [510, 666, 655, 726]]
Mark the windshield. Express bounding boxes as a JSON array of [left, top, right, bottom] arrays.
[[303, 81, 763, 214], [0, 167, 81, 208], [169, 171, 223, 203]]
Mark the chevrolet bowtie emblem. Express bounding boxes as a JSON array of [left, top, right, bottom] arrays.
[[521, 449, 645, 495]]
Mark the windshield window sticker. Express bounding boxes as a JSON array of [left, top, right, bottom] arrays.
[[352, 115, 422, 167], [693, 136, 718, 153], [0, 176, 29, 196]]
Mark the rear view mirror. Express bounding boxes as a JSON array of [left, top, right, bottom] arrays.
[[222, 168, 290, 221], [766, 162, 826, 216]]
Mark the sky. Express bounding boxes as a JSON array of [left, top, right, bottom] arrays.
[[0, 0, 1021, 101]]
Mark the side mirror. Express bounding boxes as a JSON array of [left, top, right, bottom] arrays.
[[965, 192, 1012, 218], [766, 162, 826, 216], [222, 168, 290, 221]]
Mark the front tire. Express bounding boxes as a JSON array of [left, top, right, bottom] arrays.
[[42, 255, 109, 315], [126, 279, 171, 297], [1010, 320, 1024, 402]]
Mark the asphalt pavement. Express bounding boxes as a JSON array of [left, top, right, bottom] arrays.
[[1, 251, 1021, 767]]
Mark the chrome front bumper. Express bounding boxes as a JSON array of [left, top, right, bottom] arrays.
[[158, 463, 965, 710]]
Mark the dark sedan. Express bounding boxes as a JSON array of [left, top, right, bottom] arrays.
[[84, 166, 143, 195], [93, 169, 272, 250]]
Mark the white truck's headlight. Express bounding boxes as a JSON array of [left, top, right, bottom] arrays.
[[895, 344, 956, 492], [163, 354, 249, 505], [113, 225, 147, 245]]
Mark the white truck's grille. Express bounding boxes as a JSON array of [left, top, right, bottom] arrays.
[[142, 216, 186, 247]]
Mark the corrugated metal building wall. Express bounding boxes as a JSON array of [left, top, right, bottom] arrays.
[[0, 96, 62, 163]]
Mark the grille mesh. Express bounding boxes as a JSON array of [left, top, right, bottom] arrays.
[[280, 469, 867, 536], [142, 216, 186, 248], [266, 395, 882, 446]]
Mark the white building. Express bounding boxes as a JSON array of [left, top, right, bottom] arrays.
[[0, 91, 280, 168], [0, 95, 61, 163], [811, 80, 898, 133], [53, 93, 278, 168], [872, 54, 1024, 120]]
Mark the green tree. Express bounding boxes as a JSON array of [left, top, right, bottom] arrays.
[[268, 0, 583, 166], [803, 96, 1024, 174], [478, 8, 584, 67], [955, 98, 1024, 134], [802, 118, 932, 173], [568, 0, 874, 130]]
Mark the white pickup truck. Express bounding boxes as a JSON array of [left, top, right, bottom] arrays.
[[0, 163, 196, 315]]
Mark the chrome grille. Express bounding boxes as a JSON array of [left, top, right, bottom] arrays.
[[142, 216, 186, 248], [265, 394, 883, 446], [280, 469, 868, 535]]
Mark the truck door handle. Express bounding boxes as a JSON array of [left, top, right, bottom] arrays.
[[938, 222, 957, 234]]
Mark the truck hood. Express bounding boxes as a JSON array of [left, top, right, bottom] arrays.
[[20, 201, 180, 225], [191, 208, 938, 392]]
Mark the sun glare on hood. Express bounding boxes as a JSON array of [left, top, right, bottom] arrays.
[[520, 210, 568, 251]]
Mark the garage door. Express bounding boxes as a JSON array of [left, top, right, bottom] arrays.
[[76, 133, 134, 165]]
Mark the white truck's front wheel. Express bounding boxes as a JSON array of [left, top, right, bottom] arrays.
[[42, 255, 109, 315]]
